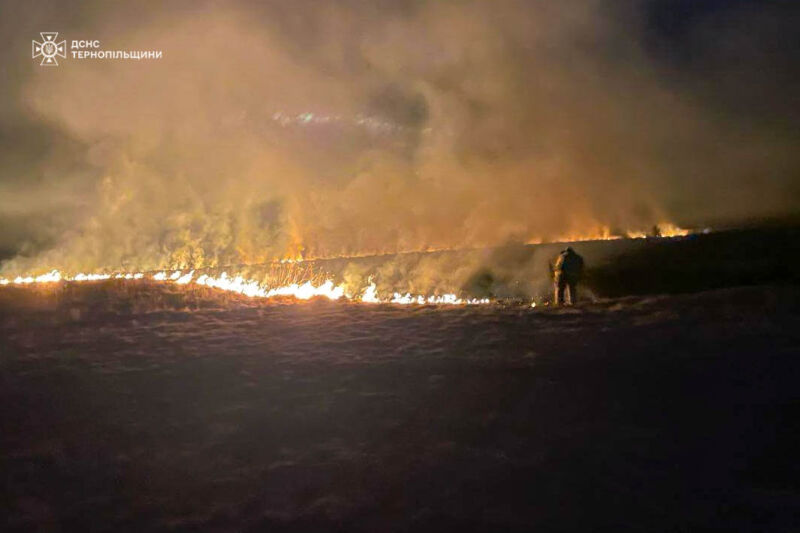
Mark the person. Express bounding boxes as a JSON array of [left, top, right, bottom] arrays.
[[553, 247, 584, 305]]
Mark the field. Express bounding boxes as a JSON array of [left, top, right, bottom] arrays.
[[1, 228, 799, 532]]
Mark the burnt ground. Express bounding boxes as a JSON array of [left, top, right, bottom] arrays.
[[1, 283, 799, 532]]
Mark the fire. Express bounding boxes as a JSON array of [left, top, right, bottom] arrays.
[[360, 282, 380, 303], [10, 270, 62, 284], [73, 273, 111, 281], [0, 268, 491, 306], [195, 273, 266, 297], [114, 273, 144, 279], [533, 223, 693, 245], [389, 292, 489, 305], [195, 272, 347, 301], [655, 223, 690, 238], [271, 280, 344, 300], [175, 271, 194, 285], [0, 224, 697, 304]]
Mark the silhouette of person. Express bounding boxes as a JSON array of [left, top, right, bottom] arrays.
[[553, 247, 584, 305]]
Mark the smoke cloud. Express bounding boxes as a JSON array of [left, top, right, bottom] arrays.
[[1, 0, 798, 274]]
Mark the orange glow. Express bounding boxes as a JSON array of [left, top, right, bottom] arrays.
[[529, 223, 692, 245], [0, 224, 697, 304], [0, 269, 486, 305]]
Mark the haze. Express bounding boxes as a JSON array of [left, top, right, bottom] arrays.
[[0, 0, 797, 274]]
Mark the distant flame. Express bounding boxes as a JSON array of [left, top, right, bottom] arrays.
[[654, 223, 690, 238], [532, 223, 693, 245]]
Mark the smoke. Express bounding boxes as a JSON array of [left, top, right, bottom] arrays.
[[1, 0, 798, 275]]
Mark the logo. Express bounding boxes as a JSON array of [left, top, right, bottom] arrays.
[[32, 32, 66, 66]]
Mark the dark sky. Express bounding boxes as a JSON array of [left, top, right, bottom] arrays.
[[0, 0, 798, 273]]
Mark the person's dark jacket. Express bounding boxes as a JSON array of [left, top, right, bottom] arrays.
[[554, 248, 584, 281]]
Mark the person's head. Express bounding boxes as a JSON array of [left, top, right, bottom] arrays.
[[564, 247, 573, 254]]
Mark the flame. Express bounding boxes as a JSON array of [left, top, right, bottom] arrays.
[[114, 273, 144, 279], [0, 268, 489, 306], [360, 282, 380, 303], [533, 223, 693, 244], [655, 223, 690, 238], [72, 273, 111, 281], [196, 272, 266, 297], [175, 271, 194, 285], [389, 292, 489, 305], [282, 218, 306, 263], [10, 270, 62, 284], [0, 223, 697, 305], [195, 272, 346, 300]]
